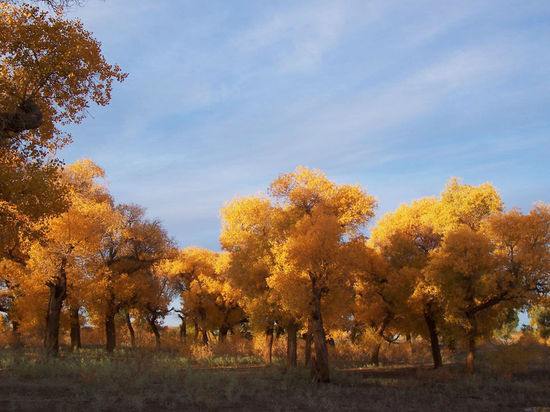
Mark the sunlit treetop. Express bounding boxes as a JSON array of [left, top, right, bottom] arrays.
[[436, 177, 503, 232], [269, 166, 377, 232], [371, 178, 503, 251]]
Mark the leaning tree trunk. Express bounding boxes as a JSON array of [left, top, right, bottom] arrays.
[[286, 321, 298, 367], [201, 329, 209, 345], [371, 343, 382, 366], [466, 314, 477, 374], [125, 312, 136, 348], [309, 287, 330, 383], [371, 312, 393, 367], [69, 305, 81, 351], [264, 324, 274, 365], [44, 256, 68, 356], [148, 318, 161, 350], [424, 304, 443, 369], [105, 300, 117, 353]]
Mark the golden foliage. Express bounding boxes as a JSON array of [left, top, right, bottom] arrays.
[[0, 3, 127, 152]]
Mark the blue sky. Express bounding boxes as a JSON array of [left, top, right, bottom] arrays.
[[62, 0, 550, 251]]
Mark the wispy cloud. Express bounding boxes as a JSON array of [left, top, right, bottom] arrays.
[[233, 1, 351, 72], [61, 0, 550, 249]]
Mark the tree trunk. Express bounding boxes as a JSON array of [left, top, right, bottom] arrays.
[[286, 321, 298, 367], [11, 319, 22, 349], [125, 312, 136, 348], [219, 324, 229, 343], [148, 318, 161, 350], [264, 325, 274, 365], [371, 343, 381, 366], [44, 257, 68, 356], [406, 333, 414, 360], [69, 306, 81, 351], [179, 314, 187, 342], [309, 290, 330, 383], [193, 319, 200, 342], [466, 314, 477, 374], [304, 328, 313, 367], [371, 312, 391, 367], [201, 328, 209, 345], [424, 305, 443, 369], [350, 321, 362, 344], [105, 306, 117, 353]]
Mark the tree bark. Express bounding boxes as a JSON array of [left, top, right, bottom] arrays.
[[264, 325, 274, 365], [304, 327, 313, 367], [350, 321, 362, 344], [193, 319, 200, 342], [148, 318, 161, 350], [371, 312, 392, 367], [179, 314, 187, 342], [371, 343, 382, 366], [105, 304, 117, 353], [69, 305, 81, 351], [406, 333, 414, 360], [219, 324, 229, 343], [309, 289, 330, 383], [201, 329, 209, 345], [125, 312, 136, 348], [424, 304, 443, 369], [11, 319, 22, 349], [286, 321, 298, 367], [44, 256, 68, 356], [466, 314, 477, 374]]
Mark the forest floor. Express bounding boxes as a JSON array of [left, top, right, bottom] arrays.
[[0, 348, 549, 411]]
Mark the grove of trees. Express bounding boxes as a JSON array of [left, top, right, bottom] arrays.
[[1, 1, 549, 385]]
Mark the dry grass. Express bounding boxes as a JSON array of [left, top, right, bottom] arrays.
[[0, 341, 548, 411]]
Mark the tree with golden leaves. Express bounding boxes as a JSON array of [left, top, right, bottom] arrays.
[[90, 204, 172, 352], [368, 179, 504, 369], [261, 167, 375, 382], [0, 2, 125, 320], [26, 159, 115, 355], [220, 196, 293, 365], [0, 3, 126, 151], [162, 247, 244, 345], [427, 204, 550, 373], [349, 240, 414, 366]]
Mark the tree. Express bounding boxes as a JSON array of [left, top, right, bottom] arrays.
[[0, 153, 67, 261], [136, 269, 175, 350], [163, 247, 244, 346], [0, 2, 125, 323], [349, 241, 413, 366], [0, 3, 126, 152], [220, 196, 291, 365], [368, 179, 504, 369], [530, 303, 550, 342], [369, 198, 445, 368], [427, 204, 550, 373], [267, 167, 376, 382], [92, 204, 171, 352], [0, 257, 28, 347], [27, 159, 115, 355]]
